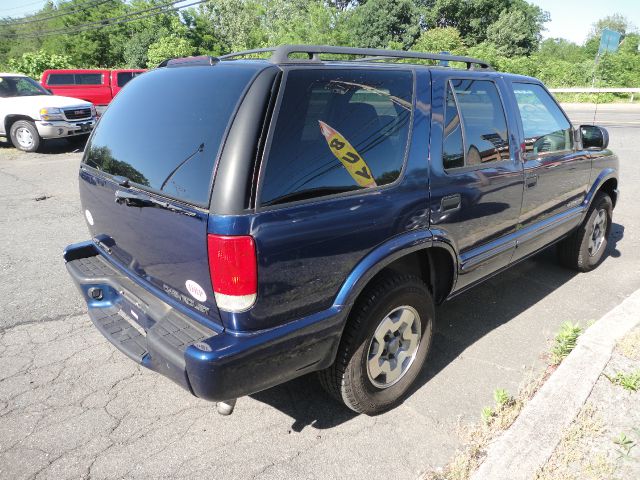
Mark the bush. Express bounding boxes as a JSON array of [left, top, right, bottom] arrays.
[[7, 51, 75, 80], [146, 36, 196, 68], [413, 27, 465, 55]]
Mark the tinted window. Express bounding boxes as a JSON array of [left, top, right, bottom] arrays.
[[0, 76, 49, 97], [75, 73, 103, 85], [442, 83, 464, 169], [512, 83, 573, 154], [445, 79, 510, 168], [260, 69, 413, 206], [84, 64, 261, 206], [117, 71, 142, 87], [47, 73, 74, 85]]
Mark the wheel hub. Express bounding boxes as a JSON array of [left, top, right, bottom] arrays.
[[367, 306, 422, 389], [588, 209, 607, 257], [16, 127, 34, 148]]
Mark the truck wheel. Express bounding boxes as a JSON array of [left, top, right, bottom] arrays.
[[558, 192, 612, 272], [318, 274, 434, 414], [10, 120, 41, 152]]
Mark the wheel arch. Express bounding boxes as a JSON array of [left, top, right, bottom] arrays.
[[333, 230, 458, 312], [584, 169, 618, 210], [4, 114, 36, 136], [597, 177, 618, 208]]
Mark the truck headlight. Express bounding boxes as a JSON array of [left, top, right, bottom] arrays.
[[39, 107, 64, 121], [90, 105, 97, 118]]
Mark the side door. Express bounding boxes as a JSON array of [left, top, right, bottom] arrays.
[[507, 82, 592, 261], [429, 72, 524, 291]]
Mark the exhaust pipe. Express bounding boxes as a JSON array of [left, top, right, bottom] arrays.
[[216, 398, 237, 415]]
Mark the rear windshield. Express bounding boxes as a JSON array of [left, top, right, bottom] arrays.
[[83, 64, 261, 206]]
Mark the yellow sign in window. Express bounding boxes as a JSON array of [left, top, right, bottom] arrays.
[[319, 120, 377, 189]]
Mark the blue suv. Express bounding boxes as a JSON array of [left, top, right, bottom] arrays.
[[64, 46, 618, 415]]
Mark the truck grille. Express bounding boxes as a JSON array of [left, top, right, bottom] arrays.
[[64, 108, 92, 121]]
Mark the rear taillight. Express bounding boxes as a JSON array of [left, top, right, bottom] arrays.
[[207, 234, 257, 313]]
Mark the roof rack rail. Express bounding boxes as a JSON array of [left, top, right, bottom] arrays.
[[158, 55, 219, 68], [218, 48, 278, 60], [218, 45, 492, 70]]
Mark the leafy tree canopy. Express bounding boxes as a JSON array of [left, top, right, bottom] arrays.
[[0, 2, 637, 91]]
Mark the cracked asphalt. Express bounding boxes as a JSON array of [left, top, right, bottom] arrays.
[[1, 104, 639, 480]]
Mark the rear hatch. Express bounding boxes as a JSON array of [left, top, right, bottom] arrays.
[[78, 61, 266, 326]]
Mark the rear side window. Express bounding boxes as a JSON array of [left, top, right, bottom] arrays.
[[84, 64, 261, 206], [46, 73, 103, 85], [443, 79, 510, 169], [47, 73, 74, 85], [443, 84, 464, 169], [512, 83, 573, 154], [75, 73, 103, 85], [117, 71, 142, 87], [260, 69, 413, 206]]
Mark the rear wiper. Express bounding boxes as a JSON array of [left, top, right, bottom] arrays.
[[114, 190, 197, 217]]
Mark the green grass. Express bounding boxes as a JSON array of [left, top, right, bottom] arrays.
[[604, 369, 640, 392], [551, 322, 583, 365], [613, 431, 637, 460]]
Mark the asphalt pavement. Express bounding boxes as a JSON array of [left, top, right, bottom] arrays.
[[0, 104, 639, 480]]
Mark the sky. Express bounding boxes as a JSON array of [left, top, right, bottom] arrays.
[[0, 0, 639, 46], [529, 0, 640, 44]]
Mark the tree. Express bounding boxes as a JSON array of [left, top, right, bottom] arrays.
[[198, 0, 266, 53], [261, 0, 351, 47], [538, 38, 588, 63], [350, 0, 420, 49], [146, 35, 195, 67], [7, 50, 74, 79], [412, 27, 464, 54], [589, 13, 636, 39], [486, 4, 548, 56], [123, 30, 160, 68]]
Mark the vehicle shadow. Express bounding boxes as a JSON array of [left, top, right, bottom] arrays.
[[0, 137, 86, 154], [251, 222, 624, 431]]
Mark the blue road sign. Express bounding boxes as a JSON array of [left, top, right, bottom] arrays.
[[599, 28, 622, 54]]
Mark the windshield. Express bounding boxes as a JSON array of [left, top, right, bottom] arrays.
[[0, 76, 49, 97]]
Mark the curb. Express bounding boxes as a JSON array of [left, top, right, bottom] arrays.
[[471, 288, 640, 480]]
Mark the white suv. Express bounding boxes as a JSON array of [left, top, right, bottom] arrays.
[[0, 73, 96, 152]]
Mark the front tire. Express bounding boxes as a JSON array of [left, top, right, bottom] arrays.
[[10, 120, 41, 152], [558, 192, 612, 272], [318, 274, 434, 414]]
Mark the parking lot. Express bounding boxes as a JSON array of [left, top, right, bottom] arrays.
[[1, 104, 639, 480]]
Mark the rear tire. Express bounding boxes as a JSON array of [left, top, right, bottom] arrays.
[[558, 192, 612, 272], [318, 274, 434, 415], [9, 120, 40, 152]]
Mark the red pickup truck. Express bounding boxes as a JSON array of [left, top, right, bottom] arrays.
[[41, 69, 145, 114]]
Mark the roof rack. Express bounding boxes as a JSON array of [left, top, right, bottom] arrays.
[[218, 45, 492, 70], [158, 55, 219, 68]]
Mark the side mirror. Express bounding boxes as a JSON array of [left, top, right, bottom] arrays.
[[580, 125, 609, 150]]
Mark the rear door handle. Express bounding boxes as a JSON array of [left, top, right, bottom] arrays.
[[526, 174, 538, 188], [441, 194, 461, 212]]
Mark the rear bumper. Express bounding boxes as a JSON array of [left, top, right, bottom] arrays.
[[64, 241, 345, 401], [36, 119, 95, 139]]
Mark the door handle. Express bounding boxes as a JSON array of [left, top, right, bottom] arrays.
[[441, 194, 461, 212], [526, 174, 538, 188]]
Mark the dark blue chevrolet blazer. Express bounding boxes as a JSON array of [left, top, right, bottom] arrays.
[[64, 46, 619, 415]]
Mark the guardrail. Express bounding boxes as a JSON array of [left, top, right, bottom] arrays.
[[549, 87, 640, 101]]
